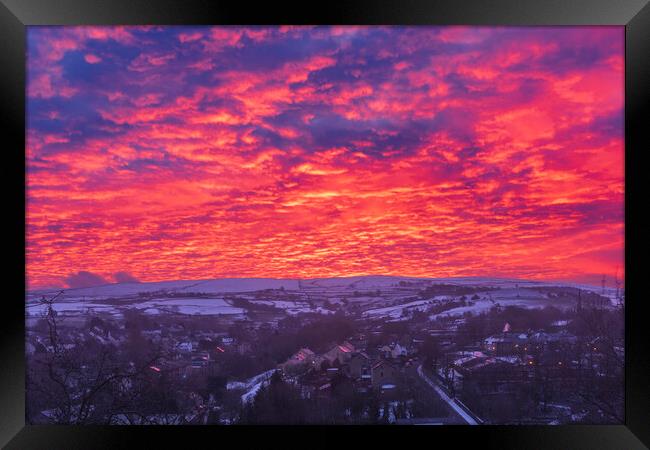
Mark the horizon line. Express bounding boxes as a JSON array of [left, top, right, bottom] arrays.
[[27, 273, 621, 292]]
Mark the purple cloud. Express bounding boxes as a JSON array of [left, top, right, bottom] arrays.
[[64, 271, 108, 288]]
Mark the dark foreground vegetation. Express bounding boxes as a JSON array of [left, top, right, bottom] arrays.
[[26, 285, 623, 425]]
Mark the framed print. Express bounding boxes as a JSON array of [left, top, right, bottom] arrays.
[[1, 0, 648, 448]]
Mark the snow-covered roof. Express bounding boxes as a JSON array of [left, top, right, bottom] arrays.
[[291, 348, 315, 361], [323, 341, 356, 362], [372, 360, 396, 370], [338, 342, 355, 353], [484, 333, 527, 344]]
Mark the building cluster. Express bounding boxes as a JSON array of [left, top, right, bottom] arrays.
[[26, 285, 623, 425], [277, 335, 419, 400], [431, 320, 621, 423]]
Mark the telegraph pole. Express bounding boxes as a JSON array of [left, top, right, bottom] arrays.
[[614, 268, 622, 307]]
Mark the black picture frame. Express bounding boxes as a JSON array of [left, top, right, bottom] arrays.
[[1, 1, 648, 448]]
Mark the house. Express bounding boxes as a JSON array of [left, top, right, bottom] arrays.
[[349, 333, 368, 350], [178, 341, 193, 353], [452, 356, 527, 396], [391, 343, 408, 358], [543, 331, 578, 351], [280, 348, 316, 373], [379, 343, 408, 360], [191, 357, 208, 369], [292, 348, 316, 364], [527, 331, 550, 352], [550, 319, 571, 331], [326, 367, 340, 379], [162, 360, 192, 379], [220, 336, 235, 346], [322, 341, 356, 365], [483, 333, 527, 356], [379, 345, 392, 359], [371, 360, 400, 389], [444, 353, 481, 392], [196, 351, 210, 361], [344, 352, 371, 380]]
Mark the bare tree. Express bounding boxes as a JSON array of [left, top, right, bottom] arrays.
[[572, 302, 624, 423], [27, 292, 169, 424]]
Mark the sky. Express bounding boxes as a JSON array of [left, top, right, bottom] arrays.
[[26, 26, 624, 289]]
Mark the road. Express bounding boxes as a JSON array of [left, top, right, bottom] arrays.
[[416, 364, 480, 425]]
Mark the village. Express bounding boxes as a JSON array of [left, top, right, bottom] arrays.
[[25, 278, 624, 425]]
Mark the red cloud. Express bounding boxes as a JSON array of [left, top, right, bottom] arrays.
[[26, 26, 625, 289]]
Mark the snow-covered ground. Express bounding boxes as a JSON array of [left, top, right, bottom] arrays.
[[252, 300, 307, 309], [226, 369, 277, 403], [29, 278, 301, 301], [132, 298, 245, 315], [26, 301, 120, 316], [26, 297, 246, 317], [363, 299, 445, 319], [28, 280, 208, 300], [246, 299, 334, 316], [27, 275, 617, 319], [429, 300, 496, 320]]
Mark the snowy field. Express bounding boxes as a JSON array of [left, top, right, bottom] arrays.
[[132, 298, 245, 315], [363, 298, 451, 319], [26, 275, 618, 319], [29, 278, 301, 301], [26, 301, 121, 316], [25, 297, 246, 317]]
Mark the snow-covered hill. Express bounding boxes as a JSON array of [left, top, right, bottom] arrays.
[[26, 275, 620, 319]]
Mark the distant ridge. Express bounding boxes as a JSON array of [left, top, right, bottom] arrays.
[[29, 274, 613, 296]]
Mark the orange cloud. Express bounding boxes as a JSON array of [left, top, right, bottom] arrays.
[[26, 26, 625, 289]]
